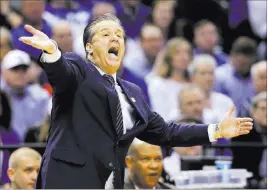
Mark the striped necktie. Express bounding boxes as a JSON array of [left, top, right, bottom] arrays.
[[103, 74, 124, 138]]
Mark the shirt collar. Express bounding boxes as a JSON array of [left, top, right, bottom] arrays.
[[92, 64, 117, 83]]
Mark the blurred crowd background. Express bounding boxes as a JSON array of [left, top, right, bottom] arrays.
[[0, 0, 266, 189]]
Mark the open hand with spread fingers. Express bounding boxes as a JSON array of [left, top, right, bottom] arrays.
[[216, 104, 253, 139], [19, 24, 57, 54]]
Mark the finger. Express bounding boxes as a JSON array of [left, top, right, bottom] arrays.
[[240, 125, 253, 131], [239, 130, 251, 135], [240, 122, 253, 127], [19, 37, 35, 45], [237, 117, 253, 122], [228, 104, 235, 116], [24, 24, 40, 35]]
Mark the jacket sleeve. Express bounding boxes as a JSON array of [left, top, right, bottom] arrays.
[[136, 88, 211, 147], [38, 50, 85, 94]]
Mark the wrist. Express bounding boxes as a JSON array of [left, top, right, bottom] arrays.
[[214, 123, 222, 139], [44, 40, 58, 54]]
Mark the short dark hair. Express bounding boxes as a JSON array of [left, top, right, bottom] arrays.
[[231, 36, 257, 57], [83, 13, 123, 49], [194, 19, 215, 32]]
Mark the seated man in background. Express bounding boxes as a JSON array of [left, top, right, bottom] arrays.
[[232, 92, 267, 189], [6, 147, 41, 189], [125, 138, 173, 189], [0, 50, 50, 141]]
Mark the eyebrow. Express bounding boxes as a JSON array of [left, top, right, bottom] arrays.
[[100, 28, 124, 34]]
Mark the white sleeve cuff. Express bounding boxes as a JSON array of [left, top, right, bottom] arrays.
[[208, 124, 217, 142], [40, 48, 61, 63]]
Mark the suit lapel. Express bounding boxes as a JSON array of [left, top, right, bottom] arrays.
[[117, 78, 147, 124]]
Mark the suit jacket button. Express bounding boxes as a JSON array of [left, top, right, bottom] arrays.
[[108, 162, 114, 168]]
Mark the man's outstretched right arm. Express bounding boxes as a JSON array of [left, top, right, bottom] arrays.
[[19, 25, 83, 94]]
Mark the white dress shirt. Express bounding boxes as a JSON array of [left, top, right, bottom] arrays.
[[41, 49, 218, 189]]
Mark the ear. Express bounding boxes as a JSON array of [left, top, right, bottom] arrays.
[[7, 168, 15, 182], [125, 156, 133, 170], [86, 43, 93, 55]]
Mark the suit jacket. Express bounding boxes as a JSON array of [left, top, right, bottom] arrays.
[[36, 52, 210, 189]]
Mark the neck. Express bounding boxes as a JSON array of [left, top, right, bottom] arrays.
[[169, 70, 187, 83]]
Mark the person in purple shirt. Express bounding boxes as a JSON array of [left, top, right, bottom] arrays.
[[193, 19, 229, 67], [113, 0, 151, 39], [11, 0, 52, 60], [214, 36, 257, 112]]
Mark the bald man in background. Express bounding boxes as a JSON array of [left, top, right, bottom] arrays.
[[6, 147, 41, 189], [125, 139, 172, 189], [52, 20, 73, 53]]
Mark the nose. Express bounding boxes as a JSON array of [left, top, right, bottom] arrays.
[[148, 160, 158, 169]]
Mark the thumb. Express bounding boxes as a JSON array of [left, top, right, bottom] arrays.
[[228, 104, 235, 116]]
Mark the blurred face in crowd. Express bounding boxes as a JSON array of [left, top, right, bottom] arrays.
[[179, 88, 205, 120], [0, 32, 12, 62], [52, 21, 73, 53], [252, 62, 267, 93], [231, 53, 255, 76], [174, 146, 202, 156], [152, 1, 174, 30], [122, 0, 140, 7], [140, 25, 164, 64], [126, 142, 163, 188], [171, 42, 192, 72], [194, 23, 218, 52], [21, 0, 45, 25], [252, 99, 267, 127], [86, 20, 125, 74], [8, 154, 41, 189], [191, 63, 215, 92], [3, 65, 29, 89], [92, 2, 116, 19]]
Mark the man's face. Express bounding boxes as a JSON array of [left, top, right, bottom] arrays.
[[192, 63, 215, 91], [8, 156, 41, 189], [52, 24, 73, 53], [88, 20, 125, 74], [128, 144, 163, 188], [194, 23, 218, 52], [140, 27, 163, 63], [180, 89, 205, 120], [252, 100, 267, 127], [252, 68, 267, 93], [3, 65, 29, 89], [153, 1, 174, 30], [232, 54, 255, 76], [21, 0, 45, 25]]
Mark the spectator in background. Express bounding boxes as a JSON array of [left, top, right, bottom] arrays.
[[232, 92, 267, 189], [175, 84, 214, 123], [114, 0, 151, 39], [193, 20, 229, 66], [0, 0, 22, 29], [91, 1, 116, 19], [124, 24, 164, 78], [146, 37, 191, 121], [214, 36, 257, 113], [11, 0, 51, 60], [163, 117, 203, 182], [0, 50, 50, 141], [0, 27, 13, 64], [125, 138, 173, 189], [52, 20, 73, 53], [189, 54, 235, 123], [149, 0, 176, 42], [6, 147, 41, 189], [43, 0, 91, 58], [239, 61, 267, 117]]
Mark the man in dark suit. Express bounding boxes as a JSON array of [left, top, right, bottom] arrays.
[[19, 13, 253, 189]]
